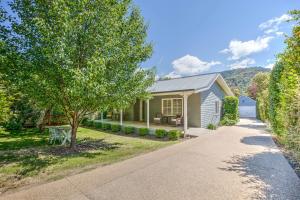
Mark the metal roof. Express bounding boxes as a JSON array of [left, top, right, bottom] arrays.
[[148, 73, 219, 93], [239, 96, 256, 106]]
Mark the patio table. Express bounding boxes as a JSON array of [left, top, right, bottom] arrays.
[[47, 126, 71, 145], [162, 115, 175, 124]]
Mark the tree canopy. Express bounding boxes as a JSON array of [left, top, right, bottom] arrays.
[[1, 0, 155, 149], [269, 10, 300, 138]]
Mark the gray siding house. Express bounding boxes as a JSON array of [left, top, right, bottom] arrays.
[[123, 73, 233, 132]]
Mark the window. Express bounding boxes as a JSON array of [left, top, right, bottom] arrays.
[[162, 98, 183, 116], [162, 99, 172, 116], [215, 101, 220, 114]]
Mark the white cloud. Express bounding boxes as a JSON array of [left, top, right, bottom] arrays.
[[165, 71, 182, 79], [265, 63, 274, 69], [275, 31, 284, 36], [259, 14, 292, 34], [229, 58, 256, 69], [221, 36, 273, 60], [165, 54, 221, 78]]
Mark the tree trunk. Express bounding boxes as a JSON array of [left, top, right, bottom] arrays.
[[70, 113, 79, 150], [37, 108, 51, 132]]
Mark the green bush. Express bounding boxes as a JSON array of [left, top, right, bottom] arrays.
[[207, 123, 216, 130], [124, 126, 135, 134], [4, 117, 22, 130], [168, 130, 181, 140], [94, 121, 102, 129], [81, 118, 89, 126], [86, 120, 94, 127], [111, 124, 121, 132], [139, 128, 149, 136], [102, 123, 111, 130], [221, 96, 239, 126], [155, 129, 167, 138], [220, 117, 237, 126]]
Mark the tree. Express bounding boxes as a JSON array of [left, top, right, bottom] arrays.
[[0, 84, 12, 124], [247, 72, 270, 121], [231, 87, 240, 97], [1, 0, 154, 149]]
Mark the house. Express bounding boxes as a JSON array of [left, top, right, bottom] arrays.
[[122, 73, 234, 132], [238, 96, 256, 118]]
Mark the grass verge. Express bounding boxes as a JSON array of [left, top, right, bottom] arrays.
[[0, 127, 177, 193]]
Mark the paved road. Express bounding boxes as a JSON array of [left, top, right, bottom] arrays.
[[1, 118, 300, 200]]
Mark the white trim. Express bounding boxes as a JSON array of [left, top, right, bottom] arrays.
[[152, 91, 194, 96], [183, 94, 188, 135], [161, 98, 183, 116], [146, 99, 150, 128], [195, 74, 234, 96], [139, 100, 143, 121]]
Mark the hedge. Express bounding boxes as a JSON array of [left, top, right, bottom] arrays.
[[221, 96, 239, 126], [138, 128, 149, 136], [101, 123, 111, 130], [168, 130, 181, 140], [86, 120, 94, 127], [94, 121, 102, 129], [124, 126, 135, 134], [111, 124, 121, 132], [155, 129, 167, 138]]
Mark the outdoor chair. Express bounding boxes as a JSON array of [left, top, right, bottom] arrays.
[[153, 113, 162, 124], [170, 115, 183, 126]]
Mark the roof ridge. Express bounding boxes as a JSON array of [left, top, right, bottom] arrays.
[[157, 72, 220, 82]]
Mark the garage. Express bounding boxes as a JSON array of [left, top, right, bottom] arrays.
[[238, 96, 256, 118]]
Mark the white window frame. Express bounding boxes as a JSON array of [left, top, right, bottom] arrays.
[[215, 101, 220, 114], [161, 98, 183, 116]]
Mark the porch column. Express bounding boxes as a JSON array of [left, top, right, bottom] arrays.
[[183, 93, 188, 135], [120, 109, 123, 126], [139, 100, 143, 121], [146, 99, 150, 128]]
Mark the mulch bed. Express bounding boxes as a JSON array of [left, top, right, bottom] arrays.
[[273, 136, 300, 178]]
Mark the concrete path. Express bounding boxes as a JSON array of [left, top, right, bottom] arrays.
[[1, 118, 300, 200]]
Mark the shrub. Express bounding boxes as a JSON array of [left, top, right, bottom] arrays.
[[124, 126, 135, 134], [4, 117, 22, 130], [94, 121, 102, 129], [221, 96, 239, 126], [86, 120, 94, 127], [155, 129, 167, 138], [168, 130, 181, 140], [139, 128, 149, 136], [207, 123, 216, 130], [81, 118, 89, 126], [111, 124, 121, 132], [102, 123, 111, 130], [220, 117, 237, 126]]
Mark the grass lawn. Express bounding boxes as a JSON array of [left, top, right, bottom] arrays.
[[0, 127, 177, 193]]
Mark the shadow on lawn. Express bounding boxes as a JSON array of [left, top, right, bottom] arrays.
[[0, 137, 121, 179], [219, 152, 300, 200]]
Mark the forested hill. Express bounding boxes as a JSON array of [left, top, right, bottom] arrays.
[[221, 67, 271, 94]]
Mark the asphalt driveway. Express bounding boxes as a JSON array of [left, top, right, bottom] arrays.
[[1, 118, 300, 200]]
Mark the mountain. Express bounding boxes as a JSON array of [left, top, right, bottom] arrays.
[[221, 67, 271, 95]]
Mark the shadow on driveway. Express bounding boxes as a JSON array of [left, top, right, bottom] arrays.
[[219, 151, 300, 200], [240, 136, 276, 148]]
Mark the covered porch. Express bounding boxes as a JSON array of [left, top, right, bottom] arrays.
[[103, 90, 197, 134], [96, 119, 183, 135]]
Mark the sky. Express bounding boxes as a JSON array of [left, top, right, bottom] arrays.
[[1, 0, 299, 78], [133, 0, 300, 78]]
